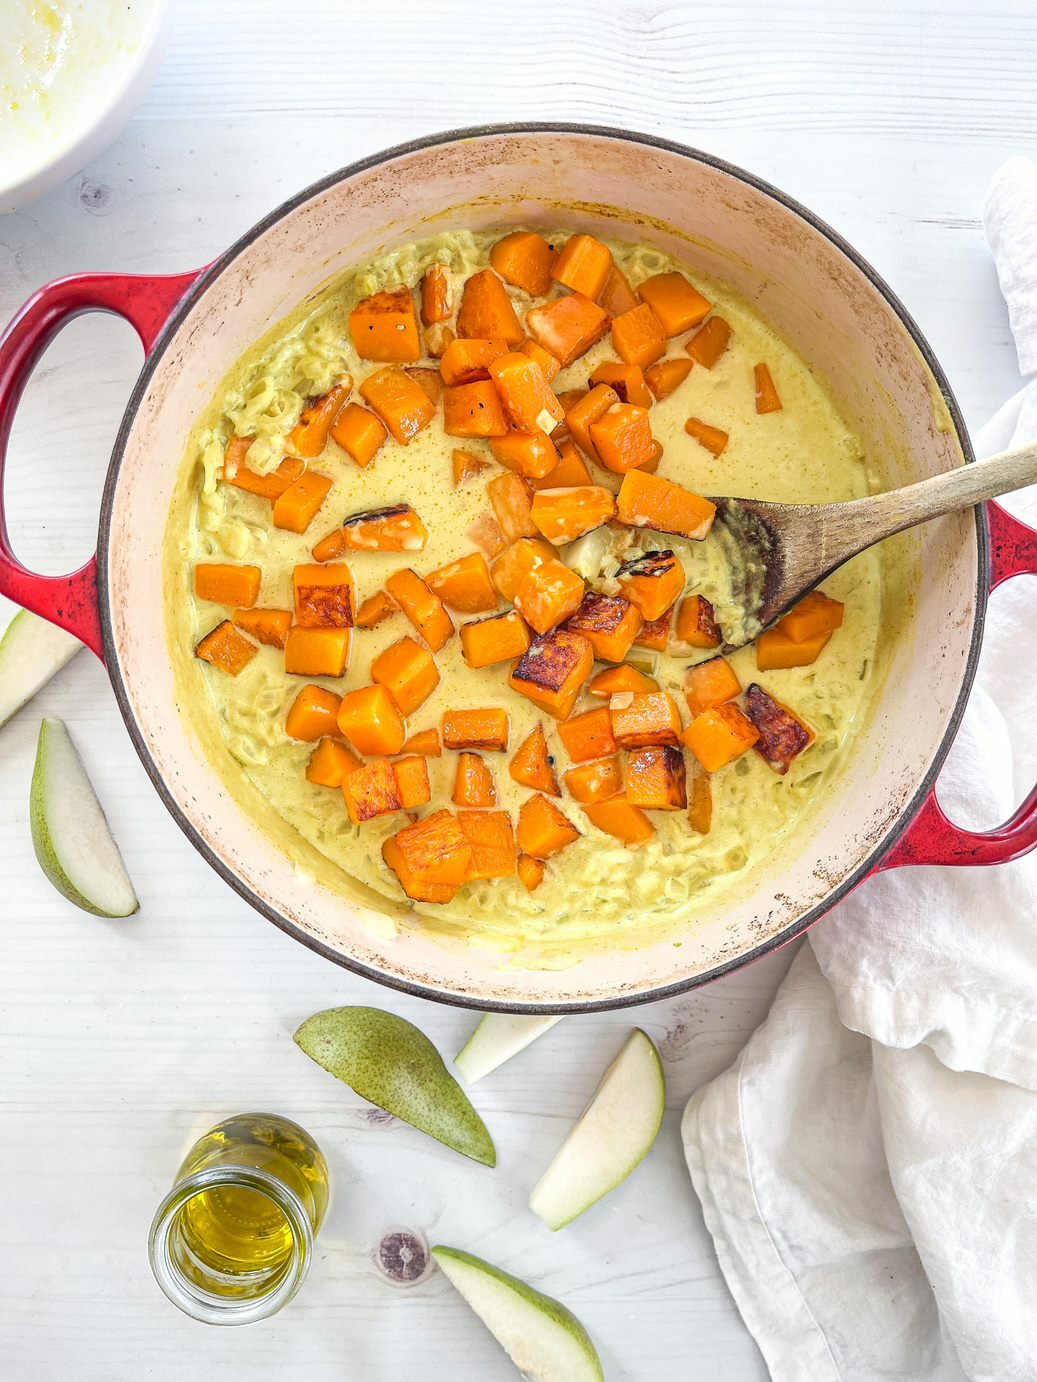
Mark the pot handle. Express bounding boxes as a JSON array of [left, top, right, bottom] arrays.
[[880, 500, 1037, 869], [0, 269, 205, 660]]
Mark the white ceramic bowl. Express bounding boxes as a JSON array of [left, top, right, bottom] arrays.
[[0, 0, 174, 215]]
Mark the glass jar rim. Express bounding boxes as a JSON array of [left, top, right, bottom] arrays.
[[148, 1163, 314, 1326]]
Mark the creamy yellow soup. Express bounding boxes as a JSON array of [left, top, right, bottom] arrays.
[[166, 230, 884, 969]]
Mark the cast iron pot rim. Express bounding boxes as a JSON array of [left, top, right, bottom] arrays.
[[95, 121, 985, 1013]]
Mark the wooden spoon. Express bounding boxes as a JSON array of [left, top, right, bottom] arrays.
[[710, 443, 1037, 648]]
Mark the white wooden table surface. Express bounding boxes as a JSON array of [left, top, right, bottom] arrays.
[[1, 1, 1031, 1377]]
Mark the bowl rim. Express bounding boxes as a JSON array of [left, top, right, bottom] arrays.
[[95, 121, 985, 1012]]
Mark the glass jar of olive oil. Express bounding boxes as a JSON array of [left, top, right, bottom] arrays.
[[148, 1112, 330, 1325]]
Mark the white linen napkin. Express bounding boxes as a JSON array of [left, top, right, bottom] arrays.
[[682, 158, 1037, 1382]]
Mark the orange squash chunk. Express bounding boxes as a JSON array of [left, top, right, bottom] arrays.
[[744, 683, 815, 775], [490, 536, 554, 603], [222, 436, 305, 500], [402, 727, 441, 756], [442, 707, 510, 753], [331, 403, 388, 469], [617, 550, 685, 621], [509, 722, 560, 796], [452, 753, 497, 808], [233, 607, 293, 648], [337, 684, 406, 756], [754, 362, 782, 414], [517, 852, 546, 892], [393, 754, 432, 809], [590, 403, 657, 474], [514, 556, 585, 635], [756, 626, 832, 671], [517, 793, 580, 859], [490, 231, 556, 297], [286, 684, 342, 741], [531, 486, 617, 546], [688, 768, 713, 833], [371, 636, 439, 716], [360, 367, 436, 444], [289, 381, 353, 458], [565, 383, 620, 462], [566, 592, 642, 664], [490, 430, 560, 481], [293, 562, 355, 628], [625, 745, 687, 810], [489, 352, 565, 434], [638, 271, 711, 336], [382, 809, 473, 903], [533, 440, 593, 490], [350, 287, 421, 363], [684, 417, 729, 457], [272, 470, 333, 533], [683, 702, 760, 772], [405, 367, 443, 406], [551, 234, 613, 298], [526, 292, 609, 367], [283, 626, 351, 677], [644, 357, 693, 401], [634, 613, 672, 652], [518, 337, 562, 383], [487, 473, 538, 543], [458, 810, 517, 880], [610, 303, 666, 369], [558, 707, 616, 764], [315, 504, 428, 561], [583, 795, 655, 844], [456, 268, 524, 343], [675, 595, 722, 650], [385, 568, 454, 652], [420, 264, 451, 325], [306, 737, 362, 788], [355, 589, 397, 630], [460, 610, 532, 669], [589, 361, 652, 408], [685, 316, 731, 369], [617, 470, 716, 541], [468, 513, 506, 558], [194, 563, 262, 608], [425, 323, 454, 357], [440, 337, 510, 386], [597, 263, 638, 317], [509, 627, 594, 720], [426, 552, 498, 615], [443, 379, 509, 438], [343, 759, 402, 824], [588, 665, 658, 697], [453, 447, 491, 485], [195, 620, 257, 676], [610, 690, 682, 748], [776, 590, 844, 643], [563, 755, 622, 804]]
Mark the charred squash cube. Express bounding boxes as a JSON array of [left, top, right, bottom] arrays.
[[508, 627, 594, 720], [293, 562, 355, 628], [624, 746, 688, 810], [342, 759, 402, 824], [382, 809, 474, 903], [616, 550, 685, 622], [565, 591, 643, 664], [744, 683, 816, 775]]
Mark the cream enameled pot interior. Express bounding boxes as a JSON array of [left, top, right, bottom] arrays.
[[103, 130, 976, 1008]]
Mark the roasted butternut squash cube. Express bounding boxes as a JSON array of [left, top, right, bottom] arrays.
[[566, 591, 642, 664], [563, 755, 623, 804], [516, 793, 580, 859], [331, 403, 388, 469], [314, 504, 428, 560], [489, 352, 564, 434], [490, 536, 554, 603], [588, 664, 659, 697], [289, 381, 353, 458], [684, 656, 742, 717], [458, 809, 518, 880], [490, 430, 560, 480], [343, 759, 403, 824], [509, 722, 560, 795], [518, 337, 562, 383], [682, 703, 760, 772], [610, 690, 683, 748], [616, 550, 685, 621], [533, 440, 593, 490], [440, 337, 511, 386], [355, 589, 398, 630], [517, 852, 546, 892], [350, 287, 421, 362], [638, 271, 712, 336], [589, 360, 652, 408], [195, 563, 262, 608], [754, 362, 782, 414], [405, 367, 443, 406], [531, 485, 617, 546], [233, 607, 293, 649], [684, 417, 729, 457], [490, 231, 556, 297], [371, 635, 439, 716], [557, 707, 617, 764], [223, 436, 305, 499], [285, 684, 342, 741], [513, 556, 585, 635], [685, 315, 731, 369], [272, 470, 334, 534], [509, 627, 594, 720], [442, 707, 510, 753], [644, 357, 693, 401], [625, 745, 688, 810], [460, 610, 532, 669], [452, 752, 497, 808], [551, 233, 613, 298], [617, 470, 716, 541], [487, 472, 538, 544], [674, 594, 722, 650], [195, 620, 258, 677], [610, 303, 666, 368], [385, 568, 454, 652], [337, 684, 406, 756], [443, 379, 509, 438], [597, 262, 638, 317], [382, 809, 473, 903], [456, 268, 525, 344], [744, 683, 815, 775], [393, 754, 432, 809], [755, 626, 832, 671], [359, 366, 436, 444], [775, 590, 844, 643], [306, 737, 362, 788], [590, 403, 657, 474], [426, 551, 498, 614], [402, 727, 441, 756], [565, 383, 620, 462], [453, 447, 492, 486], [526, 292, 610, 367], [283, 626, 352, 677], [293, 562, 355, 628], [420, 264, 451, 326], [634, 612, 672, 652], [583, 795, 655, 844]]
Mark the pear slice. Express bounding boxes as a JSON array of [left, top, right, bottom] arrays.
[[0, 609, 81, 730], [529, 1028, 665, 1231], [294, 1007, 496, 1166], [432, 1246, 604, 1382], [455, 1014, 564, 1084], [30, 717, 138, 917]]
